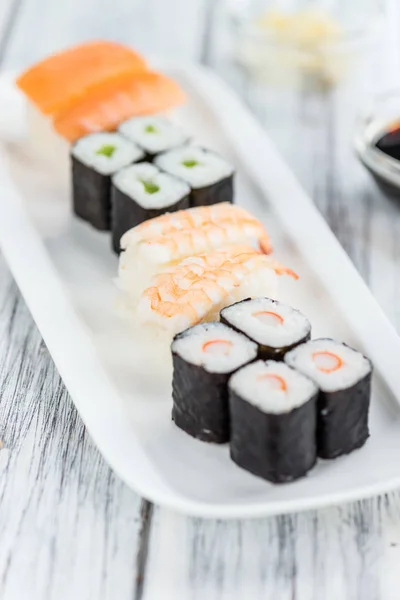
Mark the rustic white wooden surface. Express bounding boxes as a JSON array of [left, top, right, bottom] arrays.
[[2, 1, 400, 599]]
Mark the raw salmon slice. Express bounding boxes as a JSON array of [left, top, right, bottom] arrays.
[[54, 71, 186, 142], [16, 40, 148, 116]]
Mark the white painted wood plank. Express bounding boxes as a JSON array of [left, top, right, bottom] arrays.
[[0, 257, 145, 600], [1, 0, 208, 69], [0, 0, 16, 43], [144, 498, 389, 600]]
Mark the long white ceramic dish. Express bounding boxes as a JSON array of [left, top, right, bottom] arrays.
[[0, 64, 400, 519]]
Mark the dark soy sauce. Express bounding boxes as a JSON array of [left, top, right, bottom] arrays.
[[375, 124, 400, 161]]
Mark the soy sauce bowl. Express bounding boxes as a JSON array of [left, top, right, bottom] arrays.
[[355, 90, 400, 197]]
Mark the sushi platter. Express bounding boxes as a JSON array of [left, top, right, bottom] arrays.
[[1, 42, 400, 518]]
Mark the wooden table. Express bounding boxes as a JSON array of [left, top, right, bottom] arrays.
[[1, 1, 400, 598]]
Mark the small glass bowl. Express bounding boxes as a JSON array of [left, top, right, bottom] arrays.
[[355, 90, 400, 196], [226, 1, 385, 90]]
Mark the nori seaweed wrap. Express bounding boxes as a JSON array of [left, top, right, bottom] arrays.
[[220, 298, 311, 361], [229, 360, 318, 483], [171, 322, 257, 443], [155, 145, 235, 207], [285, 338, 372, 459], [71, 132, 144, 231], [111, 162, 190, 254]]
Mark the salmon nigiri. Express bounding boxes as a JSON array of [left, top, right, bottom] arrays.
[[16, 40, 186, 172], [17, 40, 148, 116], [53, 70, 186, 142]]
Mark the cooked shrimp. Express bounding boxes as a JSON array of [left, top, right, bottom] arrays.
[[121, 203, 272, 256], [137, 247, 297, 335]]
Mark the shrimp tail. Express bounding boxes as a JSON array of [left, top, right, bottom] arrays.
[[274, 265, 299, 279], [259, 235, 273, 255]]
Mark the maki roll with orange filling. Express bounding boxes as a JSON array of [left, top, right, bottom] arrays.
[[285, 339, 372, 459], [229, 360, 318, 483], [111, 162, 190, 253], [71, 132, 144, 230], [171, 322, 257, 443], [220, 298, 311, 360]]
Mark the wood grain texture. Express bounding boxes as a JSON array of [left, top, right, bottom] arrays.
[[2, 0, 400, 599], [0, 260, 145, 600], [144, 498, 397, 600]]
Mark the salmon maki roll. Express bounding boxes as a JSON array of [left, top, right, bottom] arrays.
[[54, 71, 186, 142], [16, 40, 148, 116]]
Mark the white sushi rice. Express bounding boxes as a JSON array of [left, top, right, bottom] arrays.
[[155, 146, 234, 189], [285, 339, 372, 392], [118, 115, 189, 155], [135, 258, 280, 336], [72, 132, 144, 176], [112, 162, 190, 209], [172, 322, 257, 374], [229, 360, 318, 414], [221, 298, 310, 347]]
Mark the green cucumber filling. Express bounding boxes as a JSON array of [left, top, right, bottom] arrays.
[[144, 124, 158, 134], [182, 159, 199, 168], [96, 144, 117, 158], [140, 179, 160, 194]]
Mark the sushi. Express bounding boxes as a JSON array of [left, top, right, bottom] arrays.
[[171, 322, 258, 442], [16, 41, 186, 168], [155, 146, 235, 207], [54, 71, 186, 143], [118, 203, 272, 298], [111, 162, 190, 253], [118, 115, 189, 161], [220, 298, 311, 360], [137, 246, 297, 336], [285, 339, 372, 459], [17, 40, 148, 117], [71, 132, 144, 230], [229, 360, 318, 482]]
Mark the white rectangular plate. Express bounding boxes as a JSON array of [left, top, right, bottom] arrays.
[[1, 64, 400, 519]]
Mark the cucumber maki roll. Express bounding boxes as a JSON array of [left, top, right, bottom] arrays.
[[220, 298, 311, 360], [118, 115, 189, 160], [155, 146, 234, 207], [229, 360, 318, 483], [71, 132, 144, 230], [285, 339, 372, 459], [171, 322, 257, 443], [111, 162, 190, 254]]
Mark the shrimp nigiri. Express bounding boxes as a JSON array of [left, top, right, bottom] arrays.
[[137, 246, 298, 336], [118, 204, 272, 298]]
